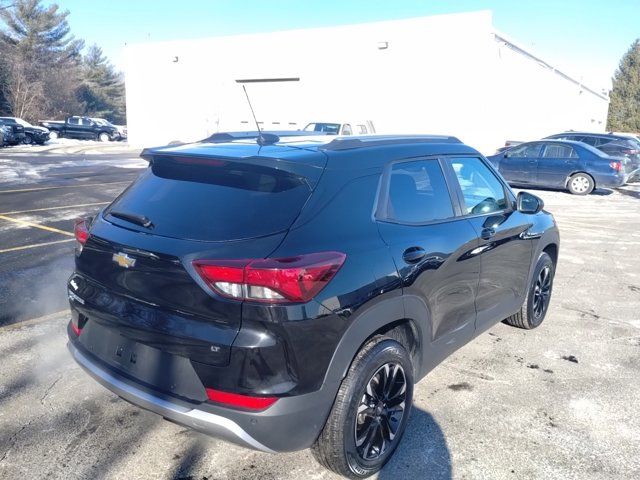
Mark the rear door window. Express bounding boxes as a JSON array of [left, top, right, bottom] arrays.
[[542, 144, 577, 158], [105, 157, 313, 241], [384, 160, 454, 223]]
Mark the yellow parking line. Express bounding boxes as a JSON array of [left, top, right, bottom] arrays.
[[0, 310, 68, 331], [0, 214, 74, 236], [0, 238, 75, 254], [0, 202, 109, 216], [0, 180, 130, 194]]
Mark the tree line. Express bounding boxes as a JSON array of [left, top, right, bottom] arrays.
[[608, 39, 640, 132], [0, 0, 125, 124]]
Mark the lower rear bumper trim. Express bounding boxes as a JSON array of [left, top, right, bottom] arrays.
[[67, 341, 276, 453]]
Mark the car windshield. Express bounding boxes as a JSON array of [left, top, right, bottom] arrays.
[[92, 118, 112, 126], [303, 123, 341, 134], [15, 118, 33, 128]]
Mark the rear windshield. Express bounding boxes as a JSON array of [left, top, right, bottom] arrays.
[[105, 156, 312, 241]]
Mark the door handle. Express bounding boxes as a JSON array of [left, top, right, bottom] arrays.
[[481, 227, 496, 240], [402, 247, 426, 264]]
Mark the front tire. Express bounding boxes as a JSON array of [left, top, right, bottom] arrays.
[[505, 252, 555, 329], [22, 133, 33, 145], [49, 131, 59, 140], [567, 173, 594, 195], [312, 337, 413, 478], [98, 132, 110, 142]]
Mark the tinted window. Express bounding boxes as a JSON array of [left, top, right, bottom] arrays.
[[543, 144, 577, 158], [68, 117, 80, 125], [450, 157, 508, 215], [105, 157, 312, 241], [508, 143, 542, 158], [342, 124, 353, 135], [386, 160, 454, 223]]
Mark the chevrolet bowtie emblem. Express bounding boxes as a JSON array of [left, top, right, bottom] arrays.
[[112, 252, 136, 268]]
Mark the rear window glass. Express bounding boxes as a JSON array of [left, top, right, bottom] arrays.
[[105, 157, 312, 241]]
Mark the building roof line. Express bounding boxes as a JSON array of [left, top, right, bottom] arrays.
[[493, 31, 609, 101]]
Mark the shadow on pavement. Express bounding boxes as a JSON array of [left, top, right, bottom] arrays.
[[616, 186, 640, 199], [379, 407, 452, 480]]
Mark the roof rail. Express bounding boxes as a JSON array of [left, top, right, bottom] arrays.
[[201, 130, 332, 144], [320, 135, 462, 151]]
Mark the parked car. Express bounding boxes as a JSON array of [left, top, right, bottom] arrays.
[[0, 116, 49, 145], [91, 118, 127, 141], [0, 125, 11, 146], [488, 140, 626, 195], [0, 118, 25, 145], [67, 133, 559, 478], [545, 132, 640, 180], [40, 116, 121, 142], [303, 120, 376, 135]]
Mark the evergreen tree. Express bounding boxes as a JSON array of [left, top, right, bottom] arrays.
[[0, 0, 84, 120], [607, 39, 640, 132], [77, 44, 126, 123]]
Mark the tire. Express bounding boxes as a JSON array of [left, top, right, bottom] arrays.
[[312, 337, 413, 478], [504, 252, 555, 329], [49, 131, 59, 140], [98, 132, 110, 142], [567, 173, 594, 195], [22, 133, 33, 145]]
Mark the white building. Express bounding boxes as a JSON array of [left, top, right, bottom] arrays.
[[123, 10, 609, 154]]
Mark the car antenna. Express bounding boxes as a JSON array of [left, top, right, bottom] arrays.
[[241, 84, 278, 147]]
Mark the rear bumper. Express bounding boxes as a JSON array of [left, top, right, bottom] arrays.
[[594, 172, 625, 188], [68, 340, 276, 452], [67, 327, 339, 452]]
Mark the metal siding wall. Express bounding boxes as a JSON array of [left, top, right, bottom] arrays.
[[124, 11, 609, 155]]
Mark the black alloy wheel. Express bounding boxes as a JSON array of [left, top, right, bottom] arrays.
[[532, 265, 551, 321], [355, 362, 407, 461]]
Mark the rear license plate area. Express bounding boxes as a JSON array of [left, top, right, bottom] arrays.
[[78, 320, 207, 402]]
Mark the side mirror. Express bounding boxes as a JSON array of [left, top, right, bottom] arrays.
[[517, 191, 544, 214]]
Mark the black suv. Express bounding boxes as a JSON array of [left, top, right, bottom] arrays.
[[67, 134, 559, 478], [0, 118, 26, 145], [0, 117, 49, 144]]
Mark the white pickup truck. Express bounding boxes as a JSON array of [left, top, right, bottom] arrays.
[[302, 121, 376, 135]]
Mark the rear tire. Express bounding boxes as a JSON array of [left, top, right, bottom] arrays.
[[567, 173, 594, 195], [312, 337, 413, 478], [504, 252, 554, 329]]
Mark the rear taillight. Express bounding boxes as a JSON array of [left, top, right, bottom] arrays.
[[70, 321, 82, 336], [74, 218, 90, 245], [610, 161, 622, 172], [205, 388, 278, 411], [193, 251, 346, 303]]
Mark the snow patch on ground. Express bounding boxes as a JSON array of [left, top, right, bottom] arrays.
[[0, 157, 146, 186]]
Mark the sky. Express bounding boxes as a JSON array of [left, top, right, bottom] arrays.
[[52, 0, 640, 91]]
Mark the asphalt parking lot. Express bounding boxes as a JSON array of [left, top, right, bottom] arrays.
[[0, 146, 145, 324], [0, 150, 639, 479]]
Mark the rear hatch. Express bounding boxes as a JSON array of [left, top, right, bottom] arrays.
[[72, 144, 326, 369]]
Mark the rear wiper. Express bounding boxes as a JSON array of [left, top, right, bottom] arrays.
[[109, 210, 154, 229]]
